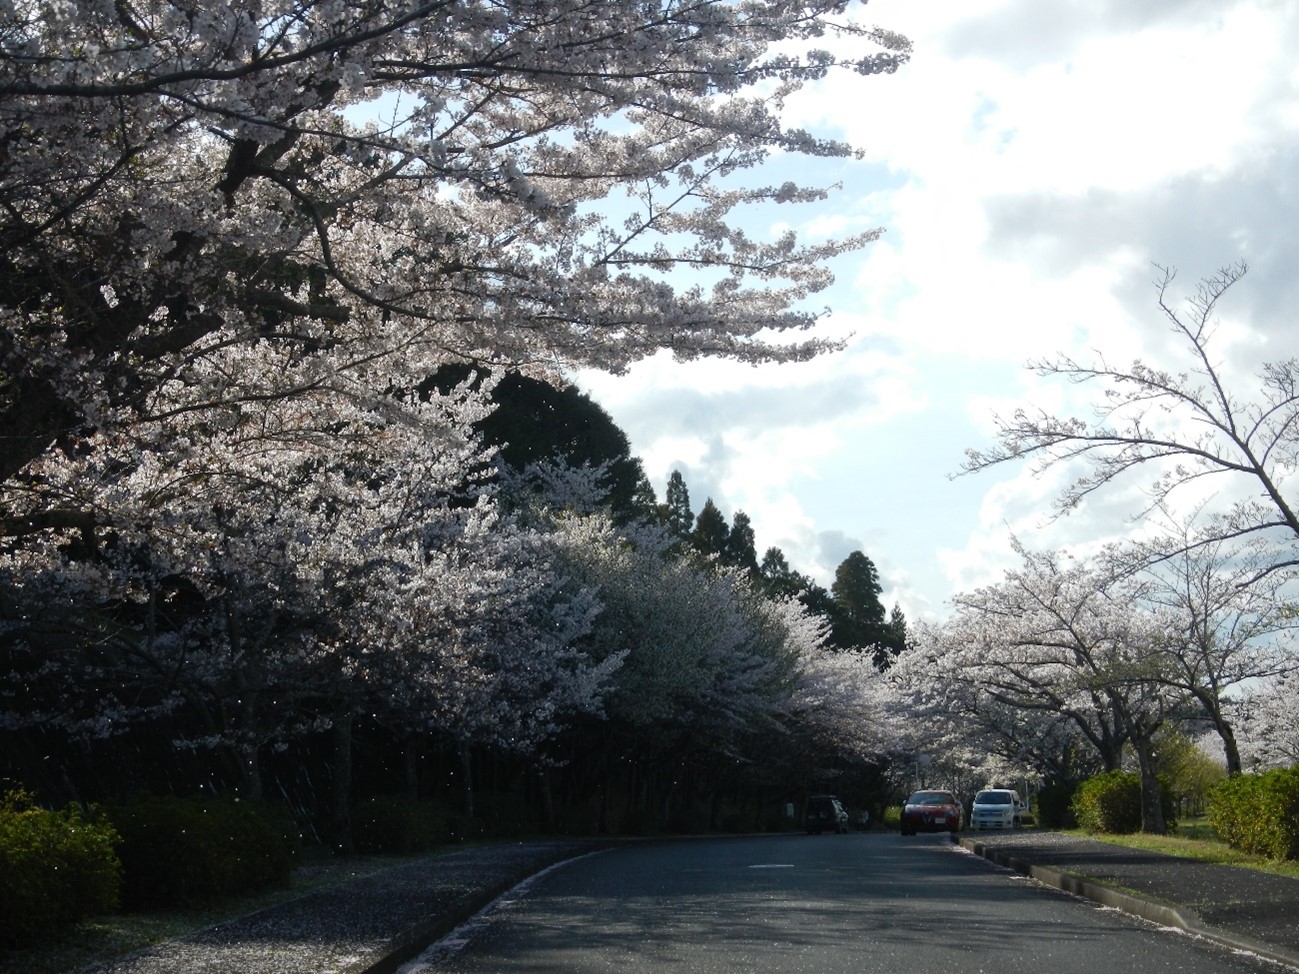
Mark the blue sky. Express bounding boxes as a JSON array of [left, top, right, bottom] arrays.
[[577, 0, 1299, 620]]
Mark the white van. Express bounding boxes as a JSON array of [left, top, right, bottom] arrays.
[[969, 788, 1026, 830]]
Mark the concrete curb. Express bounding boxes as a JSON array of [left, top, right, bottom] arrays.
[[956, 836, 1299, 971], [352, 847, 601, 974]]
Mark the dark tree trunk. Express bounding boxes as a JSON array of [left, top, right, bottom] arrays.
[[457, 738, 475, 818], [537, 765, 555, 831], [1132, 734, 1166, 835], [403, 737, 421, 801], [1198, 693, 1244, 776], [330, 710, 354, 854]]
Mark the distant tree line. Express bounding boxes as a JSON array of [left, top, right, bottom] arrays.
[[657, 470, 910, 669], [1, 372, 909, 845]]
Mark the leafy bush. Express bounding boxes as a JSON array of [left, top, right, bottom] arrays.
[[1034, 781, 1079, 829], [107, 795, 299, 909], [1157, 730, 1226, 816], [882, 805, 901, 830], [0, 790, 122, 948], [1071, 771, 1175, 834], [352, 797, 449, 853], [1207, 766, 1299, 860]]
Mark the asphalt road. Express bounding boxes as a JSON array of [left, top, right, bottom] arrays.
[[396, 832, 1287, 974]]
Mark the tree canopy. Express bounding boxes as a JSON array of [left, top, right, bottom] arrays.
[[0, 0, 908, 502], [962, 263, 1299, 582]]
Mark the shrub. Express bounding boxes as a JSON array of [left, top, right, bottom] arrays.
[[0, 790, 122, 948], [352, 797, 449, 854], [107, 795, 299, 909], [882, 805, 901, 830], [1207, 766, 1299, 860], [1072, 771, 1143, 834], [1071, 771, 1176, 834], [1034, 781, 1079, 829]]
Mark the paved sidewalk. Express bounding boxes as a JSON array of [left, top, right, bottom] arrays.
[[75, 841, 603, 974], [958, 831, 1299, 970]]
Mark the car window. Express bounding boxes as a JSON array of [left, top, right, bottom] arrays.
[[974, 791, 1012, 804], [909, 792, 954, 805]]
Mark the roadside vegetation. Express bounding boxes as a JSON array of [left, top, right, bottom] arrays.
[[1065, 819, 1299, 883]]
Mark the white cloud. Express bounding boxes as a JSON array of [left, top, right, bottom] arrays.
[[578, 0, 1299, 621]]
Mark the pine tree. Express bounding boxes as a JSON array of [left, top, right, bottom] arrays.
[[726, 510, 759, 573], [663, 471, 694, 539], [692, 498, 731, 557], [829, 551, 887, 652]]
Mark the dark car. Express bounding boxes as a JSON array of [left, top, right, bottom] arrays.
[[804, 794, 849, 834], [900, 789, 962, 835]]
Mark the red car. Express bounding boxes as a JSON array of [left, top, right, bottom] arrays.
[[900, 790, 963, 835]]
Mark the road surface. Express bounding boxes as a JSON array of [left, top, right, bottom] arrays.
[[401, 832, 1284, 973]]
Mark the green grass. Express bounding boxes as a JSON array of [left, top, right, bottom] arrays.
[[1060, 816, 1299, 882]]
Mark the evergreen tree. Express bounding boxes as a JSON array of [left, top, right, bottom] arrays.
[[663, 471, 694, 539], [424, 368, 658, 521], [692, 498, 731, 557], [759, 547, 802, 598], [828, 551, 887, 653], [879, 603, 910, 670], [759, 545, 836, 620], [799, 580, 839, 626], [480, 372, 655, 521], [726, 510, 760, 573]]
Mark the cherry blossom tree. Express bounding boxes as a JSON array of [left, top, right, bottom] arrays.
[[962, 262, 1299, 581], [545, 509, 874, 824], [917, 540, 1178, 831], [3, 4, 911, 821], [889, 628, 1103, 790], [1115, 527, 1299, 775], [1237, 672, 1299, 771], [550, 515, 785, 738], [792, 644, 902, 773], [1, 0, 908, 496], [0, 371, 616, 833]]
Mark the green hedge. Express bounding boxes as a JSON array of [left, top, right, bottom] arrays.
[[1207, 766, 1299, 860], [0, 790, 122, 948], [1071, 771, 1175, 834], [352, 797, 450, 853], [107, 795, 299, 909], [1034, 782, 1079, 829]]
